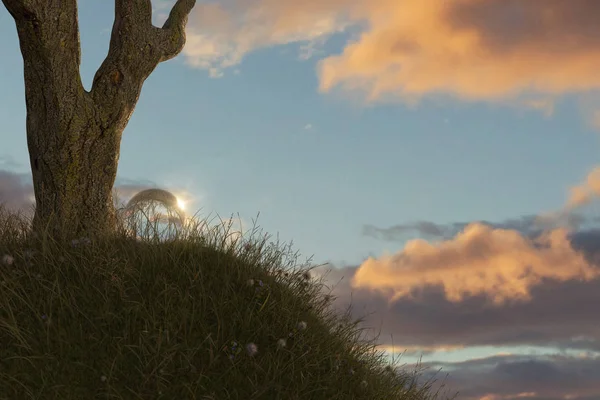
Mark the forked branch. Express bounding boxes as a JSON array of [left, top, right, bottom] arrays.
[[90, 0, 196, 126], [1, 0, 40, 21]]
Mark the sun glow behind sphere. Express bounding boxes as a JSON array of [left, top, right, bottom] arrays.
[[122, 188, 190, 241]]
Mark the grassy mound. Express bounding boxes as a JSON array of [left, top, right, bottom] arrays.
[[0, 205, 455, 399]]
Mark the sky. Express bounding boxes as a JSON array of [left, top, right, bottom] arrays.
[[1, 1, 600, 399]]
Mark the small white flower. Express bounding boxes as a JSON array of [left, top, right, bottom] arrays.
[[100, 375, 107, 382], [247, 279, 254, 287], [297, 321, 307, 331], [277, 338, 287, 349], [1, 254, 14, 266], [360, 380, 368, 389], [246, 342, 258, 357]]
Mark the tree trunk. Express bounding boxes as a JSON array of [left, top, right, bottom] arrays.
[[2, 0, 196, 240]]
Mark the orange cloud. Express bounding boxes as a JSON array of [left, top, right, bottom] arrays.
[[535, 165, 600, 228], [565, 167, 600, 209], [182, 0, 354, 72], [480, 394, 537, 400], [181, 0, 600, 104], [351, 223, 599, 305], [318, 0, 600, 101]]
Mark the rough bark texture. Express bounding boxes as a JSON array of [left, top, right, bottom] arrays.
[[2, 0, 196, 240]]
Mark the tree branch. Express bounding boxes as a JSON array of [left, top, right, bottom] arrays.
[[1, 0, 39, 21], [158, 0, 196, 61], [2, 0, 83, 109], [90, 0, 196, 126], [2, 0, 82, 65], [114, 0, 153, 29], [163, 0, 195, 31]]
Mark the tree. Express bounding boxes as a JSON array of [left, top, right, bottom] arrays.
[[1, 0, 196, 240]]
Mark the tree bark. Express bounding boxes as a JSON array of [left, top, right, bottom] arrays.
[[2, 0, 196, 240]]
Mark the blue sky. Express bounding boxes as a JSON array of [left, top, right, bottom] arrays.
[[2, 2, 600, 399]]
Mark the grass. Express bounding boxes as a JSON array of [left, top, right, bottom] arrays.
[[0, 202, 457, 400]]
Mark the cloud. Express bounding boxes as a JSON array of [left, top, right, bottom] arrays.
[[535, 166, 600, 227], [361, 166, 600, 294], [0, 155, 23, 169], [181, 0, 352, 72], [315, 230, 600, 358], [312, 228, 600, 353], [362, 214, 588, 241], [354, 223, 600, 306], [414, 353, 600, 400], [319, 0, 600, 102], [522, 98, 555, 118], [565, 167, 600, 209], [363, 220, 455, 240], [0, 169, 34, 215], [180, 0, 600, 108]]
